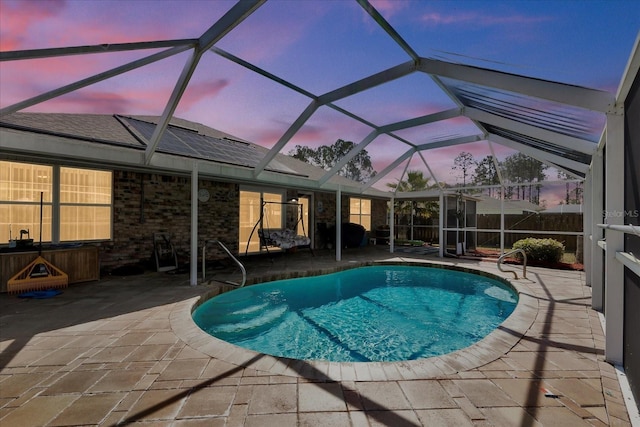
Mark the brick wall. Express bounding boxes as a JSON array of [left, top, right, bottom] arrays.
[[97, 170, 238, 272], [98, 171, 391, 270], [371, 198, 388, 230]]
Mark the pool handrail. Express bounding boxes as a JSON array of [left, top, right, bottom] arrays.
[[497, 248, 527, 279], [202, 240, 246, 287]]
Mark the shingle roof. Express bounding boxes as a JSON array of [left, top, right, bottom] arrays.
[[0, 112, 362, 188], [0, 112, 143, 147]]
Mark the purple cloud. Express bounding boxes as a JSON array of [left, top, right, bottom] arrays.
[[419, 11, 554, 27]]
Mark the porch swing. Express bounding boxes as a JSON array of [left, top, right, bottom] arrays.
[[245, 200, 313, 257]]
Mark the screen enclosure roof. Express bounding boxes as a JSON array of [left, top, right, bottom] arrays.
[[1, 0, 630, 198]]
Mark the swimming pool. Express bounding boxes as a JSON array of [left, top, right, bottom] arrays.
[[192, 265, 518, 363]]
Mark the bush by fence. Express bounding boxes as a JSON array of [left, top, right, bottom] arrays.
[[512, 238, 565, 263]]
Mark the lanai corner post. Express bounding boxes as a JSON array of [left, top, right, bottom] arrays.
[[190, 162, 198, 286]]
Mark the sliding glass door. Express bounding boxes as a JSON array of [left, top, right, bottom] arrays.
[[239, 189, 283, 254]]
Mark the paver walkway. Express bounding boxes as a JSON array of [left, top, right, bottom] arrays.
[[0, 248, 634, 426]]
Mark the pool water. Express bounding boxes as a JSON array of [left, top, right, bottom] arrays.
[[192, 265, 518, 362]]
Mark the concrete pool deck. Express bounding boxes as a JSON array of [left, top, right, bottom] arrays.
[[0, 247, 635, 426]]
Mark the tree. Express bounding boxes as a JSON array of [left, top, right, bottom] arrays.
[[289, 139, 376, 183], [452, 152, 475, 187], [387, 170, 430, 193], [557, 171, 584, 204], [502, 153, 547, 204], [474, 155, 500, 197]]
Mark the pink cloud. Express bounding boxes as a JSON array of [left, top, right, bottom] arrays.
[[250, 127, 294, 149], [30, 90, 134, 114], [227, 119, 332, 149], [26, 84, 180, 116], [419, 11, 553, 28], [0, 0, 66, 50], [218, 2, 328, 65], [0, 51, 175, 110], [1, 0, 213, 52], [287, 124, 329, 145], [369, 0, 409, 18], [178, 79, 230, 112]]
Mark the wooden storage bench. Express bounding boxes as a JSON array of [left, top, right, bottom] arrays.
[[1, 245, 99, 293]]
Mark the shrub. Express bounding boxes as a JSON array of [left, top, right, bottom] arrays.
[[512, 238, 564, 264]]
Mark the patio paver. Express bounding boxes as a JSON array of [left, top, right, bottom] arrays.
[[0, 247, 634, 426]]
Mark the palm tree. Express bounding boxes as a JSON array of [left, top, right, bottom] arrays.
[[387, 171, 438, 240]]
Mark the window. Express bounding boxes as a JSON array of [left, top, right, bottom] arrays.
[[0, 161, 112, 244], [350, 197, 371, 230], [296, 196, 310, 237], [0, 161, 53, 243], [60, 167, 112, 241]]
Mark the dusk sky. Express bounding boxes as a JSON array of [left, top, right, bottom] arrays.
[[1, 0, 638, 205]]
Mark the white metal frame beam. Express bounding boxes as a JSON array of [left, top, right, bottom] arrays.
[[415, 134, 484, 152], [210, 45, 422, 154], [356, 0, 419, 62], [317, 108, 462, 186], [144, 0, 264, 164], [0, 0, 616, 216], [489, 133, 588, 177], [394, 153, 414, 196], [487, 140, 505, 186], [253, 100, 320, 175], [318, 130, 379, 186], [1, 46, 191, 117], [210, 46, 315, 98], [255, 60, 416, 176], [616, 32, 640, 102], [417, 151, 443, 190], [464, 106, 597, 155], [379, 108, 462, 134], [362, 148, 415, 191], [362, 134, 485, 192], [418, 57, 615, 113], [318, 61, 417, 105], [0, 39, 196, 62]]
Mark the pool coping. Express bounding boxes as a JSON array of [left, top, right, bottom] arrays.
[[169, 258, 538, 381]]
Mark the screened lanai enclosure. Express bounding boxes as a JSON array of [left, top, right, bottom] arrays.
[[1, 0, 639, 396]]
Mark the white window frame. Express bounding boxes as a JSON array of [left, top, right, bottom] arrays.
[[0, 160, 113, 244], [350, 197, 372, 231]]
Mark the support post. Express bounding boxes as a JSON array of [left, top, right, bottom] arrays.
[[190, 162, 198, 286], [52, 166, 60, 244], [591, 148, 604, 309], [390, 196, 395, 253], [336, 185, 342, 262], [583, 173, 592, 286], [439, 191, 444, 257], [500, 187, 505, 254], [410, 204, 414, 241], [604, 111, 624, 365]]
